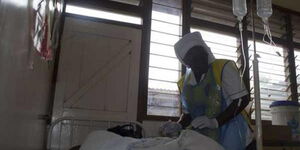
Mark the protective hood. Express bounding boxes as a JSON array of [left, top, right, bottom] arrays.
[[174, 32, 215, 66]]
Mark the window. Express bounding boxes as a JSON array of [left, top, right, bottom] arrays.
[[147, 1, 182, 117], [249, 41, 290, 120]]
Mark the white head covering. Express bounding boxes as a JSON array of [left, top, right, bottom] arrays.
[[174, 32, 215, 66]]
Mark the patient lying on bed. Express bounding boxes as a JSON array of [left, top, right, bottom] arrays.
[[80, 129, 224, 150]]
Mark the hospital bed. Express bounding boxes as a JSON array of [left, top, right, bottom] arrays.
[[47, 117, 144, 150], [47, 117, 224, 150]]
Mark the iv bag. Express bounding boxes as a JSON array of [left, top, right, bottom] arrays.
[[256, 0, 275, 46], [232, 0, 247, 84], [232, 0, 247, 21], [256, 0, 272, 19]]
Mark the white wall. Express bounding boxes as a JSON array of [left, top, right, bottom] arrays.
[[0, 0, 53, 149]]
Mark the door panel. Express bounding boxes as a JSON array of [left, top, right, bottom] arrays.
[[52, 17, 141, 122]]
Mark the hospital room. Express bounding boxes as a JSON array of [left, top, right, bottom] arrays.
[[2, 0, 300, 149]]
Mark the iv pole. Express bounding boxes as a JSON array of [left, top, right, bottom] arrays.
[[250, 0, 263, 149]]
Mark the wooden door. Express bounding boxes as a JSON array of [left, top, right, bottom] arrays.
[[52, 17, 141, 122]]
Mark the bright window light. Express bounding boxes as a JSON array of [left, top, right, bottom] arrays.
[[152, 11, 180, 25], [65, 5, 142, 25], [8, 0, 27, 7]]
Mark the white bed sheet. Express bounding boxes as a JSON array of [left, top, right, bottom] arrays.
[[80, 130, 224, 150]]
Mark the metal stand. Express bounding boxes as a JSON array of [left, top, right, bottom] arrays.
[[250, 0, 263, 149]]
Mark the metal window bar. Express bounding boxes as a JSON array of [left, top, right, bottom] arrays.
[[151, 30, 181, 37], [149, 65, 181, 72], [149, 53, 178, 59], [153, 1, 182, 10], [204, 40, 238, 49], [152, 19, 183, 26], [111, 0, 141, 6], [147, 105, 180, 109], [149, 78, 178, 84]]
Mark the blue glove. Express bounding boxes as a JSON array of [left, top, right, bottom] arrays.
[[191, 116, 218, 129]]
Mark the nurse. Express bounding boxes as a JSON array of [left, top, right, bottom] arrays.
[[162, 32, 255, 150]]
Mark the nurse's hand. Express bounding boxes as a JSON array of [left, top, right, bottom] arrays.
[[191, 116, 219, 129]]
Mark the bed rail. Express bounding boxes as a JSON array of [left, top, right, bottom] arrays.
[[47, 117, 144, 150]]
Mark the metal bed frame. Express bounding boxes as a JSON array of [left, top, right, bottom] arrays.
[[47, 117, 144, 150]]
